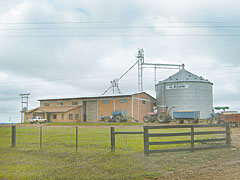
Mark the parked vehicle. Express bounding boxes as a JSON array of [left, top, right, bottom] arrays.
[[207, 106, 229, 124], [208, 106, 240, 126], [173, 111, 200, 124], [100, 110, 138, 122], [29, 116, 47, 124], [143, 106, 174, 123]]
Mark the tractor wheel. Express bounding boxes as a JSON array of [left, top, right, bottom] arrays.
[[165, 115, 171, 123], [207, 118, 213, 124], [213, 115, 220, 124], [157, 113, 167, 123], [143, 115, 151, 123], [115, 115, 121, 122]]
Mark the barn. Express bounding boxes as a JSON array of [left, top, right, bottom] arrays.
[[24, 92, 155, 123]]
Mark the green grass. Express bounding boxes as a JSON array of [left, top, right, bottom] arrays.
[[46, 122, 143, 126], [0, 125, 232, 180]]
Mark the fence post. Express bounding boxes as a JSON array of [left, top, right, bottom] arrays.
[[226, 123, 231, 148], [111, 127, 115, 152], [12, 125, 16, 148], [190, 126, 194, 152], [40, 126, 42, 149], [76, 127, 78, 152], [144, 126, 149, 156]]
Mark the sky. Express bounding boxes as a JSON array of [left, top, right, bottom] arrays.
[[0, 0, 240, 123]]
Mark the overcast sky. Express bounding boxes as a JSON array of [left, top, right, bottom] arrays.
[[0, 0, 240, 123]]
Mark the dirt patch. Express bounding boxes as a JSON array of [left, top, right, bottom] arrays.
[[155, 127, 240, 180]]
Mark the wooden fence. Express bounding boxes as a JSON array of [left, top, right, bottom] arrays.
[[110, 127, 143, 152], [144, 124, 231, 156], [110, 124, 231, 155]]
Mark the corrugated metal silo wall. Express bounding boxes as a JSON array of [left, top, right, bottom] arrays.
[[155, 82, 213, 119]]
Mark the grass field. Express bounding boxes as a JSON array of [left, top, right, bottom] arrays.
[[0, 124, 236, 180]]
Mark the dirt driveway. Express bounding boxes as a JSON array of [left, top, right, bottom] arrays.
[[156, 127, 240, 180]]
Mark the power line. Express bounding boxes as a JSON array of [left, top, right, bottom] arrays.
[[191, 64, 240, 70], [1, 34, 240, 37], [2, 26, 240, 30], [0, 64, 239, 85], [0, 21, 236, 24], [1, 70, 240, 88]]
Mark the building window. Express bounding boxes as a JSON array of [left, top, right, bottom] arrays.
[[75, 114, 79, 120], [69, 114, 73, 120], [102, 100, 109, 104], [44, 102, 50, 106], [62, 114, 64, 120], [120, 99, 128, 103], [57, 102, 63, 106], [72, 101, 78, 106], [142, 100, 146, 104], [53, 114, 57, 119]]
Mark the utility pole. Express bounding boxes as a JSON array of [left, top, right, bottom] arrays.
[[19, 93, 30, 123]]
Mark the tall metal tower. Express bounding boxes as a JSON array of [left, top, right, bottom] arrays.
[[136, 49, 144, 92], [19, 93, 30, 123], [102, 49, 184, 95], [136, 49, 184, 92]]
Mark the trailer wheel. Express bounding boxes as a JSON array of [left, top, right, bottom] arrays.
[[194, 119, 199, 124]]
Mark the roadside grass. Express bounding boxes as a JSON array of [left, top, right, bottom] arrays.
[[0, 125, 231, 180]]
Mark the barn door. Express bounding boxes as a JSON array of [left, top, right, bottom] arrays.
[[86, 100, 97, 122]]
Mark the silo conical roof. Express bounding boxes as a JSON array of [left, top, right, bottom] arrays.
[[161, 69, 212, 84]]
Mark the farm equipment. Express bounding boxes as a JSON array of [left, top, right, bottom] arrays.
[[207, 106, 229, 124], [101, 110, 138, 122], [208, 106, 240, 126], [173, 111, 200, 124], [112, 111, 128, 122], [143, 106, 174, 123]]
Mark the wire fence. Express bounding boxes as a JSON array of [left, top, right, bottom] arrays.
[[2, 125, 144, 153], [0, 125, 230, 154]]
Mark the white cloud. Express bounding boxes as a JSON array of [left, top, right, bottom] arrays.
[[0, 0, 240, 122]]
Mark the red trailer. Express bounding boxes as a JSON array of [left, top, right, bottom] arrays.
[[220, 113, 240, 126]]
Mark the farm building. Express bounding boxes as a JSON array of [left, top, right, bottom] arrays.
[[24, 92, 155, 123]]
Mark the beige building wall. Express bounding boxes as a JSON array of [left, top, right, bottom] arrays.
[[98, 98, 114, 119], [27, 92, 155, 123], [40, 99, 82, 107]]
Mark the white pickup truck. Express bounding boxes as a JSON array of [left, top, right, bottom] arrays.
[[29, 116, 47, 124]]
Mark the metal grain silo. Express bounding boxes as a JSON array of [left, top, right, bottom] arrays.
[[155, 68, 213, 119]]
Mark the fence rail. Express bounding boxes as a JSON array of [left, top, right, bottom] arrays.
[[9, 124, 231, 155], [144, 124, 231, 156], [110, 127, 143, 152]]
